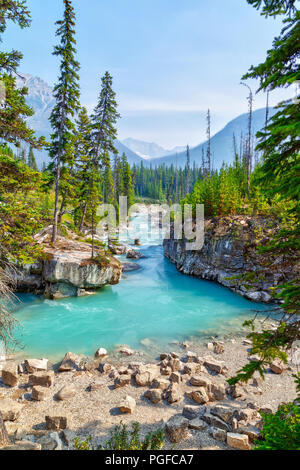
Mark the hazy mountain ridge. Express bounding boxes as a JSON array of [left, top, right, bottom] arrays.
[[144, 107, 276, 169], [122, 137, 186, 160], [16, 73, 143, 166], [17, 73, 274, 169]]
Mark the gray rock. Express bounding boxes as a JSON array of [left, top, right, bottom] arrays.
[[165, 416, 189, 443], [37, 432, 62, 450]]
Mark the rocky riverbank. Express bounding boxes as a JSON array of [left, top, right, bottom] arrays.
[[5, 226, 144, 299], [0, 337, 298, 451], [163, 215, 299, 303]]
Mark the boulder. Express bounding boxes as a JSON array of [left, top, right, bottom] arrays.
[[164, 384, 182, 404], [165, 416, 189, 443], [61, 429, 76, 449], [182, 405, 206, 420], [122, 262, 141, 273], [186, 388, 209, 405], [234, 408, 258, 424], [114, 375, 131, 389], [151, 378, 170, 390], [186, 351, 198, 363], [89, 381, 106, 392], [168, 358, 182, 372], [188, 418, 207, 431], [24, 358, 48, 374], [160, 366, 172, 376], [208, 383, 226, 401], [135, 366, 159, 387], [32, 385, 50, 402], [29, 371, 54, 388], [57, 384, 76, 401], [270, 360, 285, 375], [95, 348, 108, 359], [183, 363, 202, 375], [204, 357, 224, 374], [0, 399, 24, 421], [202, 413, 230, 431], [58, 352, 81, 372], [45, 415, 68, 431], [120, 396, 136, 414], [213, 342, 225, 355], [99, 363, 115, 375], [0, 440, 41, 450], [210, 427, 227, 442], [189, 376, 211, 388], [119, 347, 134, 357], [144, 389, 162, 404], [126, 249, 143, 260], [238, 425, 260, 443], [211, 404, 237, 424], [227, 384, 246, 399], [37, 432, 62, 450], [170, 372, 182, 384], [227, 432, 251, 450], [1, 364, 18, 387]]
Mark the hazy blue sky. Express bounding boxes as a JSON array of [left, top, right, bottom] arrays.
[[4, 0, 292, 148]]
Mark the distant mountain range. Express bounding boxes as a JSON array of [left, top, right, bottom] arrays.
[[121, 138, 186, 160], [17, 73, 274, 169], [142, 106, 276, 169]]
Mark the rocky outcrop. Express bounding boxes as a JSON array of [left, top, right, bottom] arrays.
[[163, 216, 298, 303], [8, 228, 122, 299]]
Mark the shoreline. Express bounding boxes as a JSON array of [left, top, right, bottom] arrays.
[[1, 335, 298, 451]]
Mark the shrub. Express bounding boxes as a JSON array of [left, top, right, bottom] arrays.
[[254, 402, 300, 450], [74, 422, 165, 451]]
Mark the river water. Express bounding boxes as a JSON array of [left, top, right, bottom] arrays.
[[13, 212, 271, 361]]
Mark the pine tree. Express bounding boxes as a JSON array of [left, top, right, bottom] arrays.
[[121, 153, 134, 208], [49, 0, 80, 243], [0, 1, 31, 74], [74, 107, 93, 231], [27, 145, 38, 170], [228, 0, 300, 385], [89, 71, 120, 251]]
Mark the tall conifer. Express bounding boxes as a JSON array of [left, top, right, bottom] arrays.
[[49, 0, 80, 242]]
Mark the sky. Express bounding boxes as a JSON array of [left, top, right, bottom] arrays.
[[4, 0, 294, 148]]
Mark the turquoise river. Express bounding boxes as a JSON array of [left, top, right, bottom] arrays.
[[13, 213, 272, 361]]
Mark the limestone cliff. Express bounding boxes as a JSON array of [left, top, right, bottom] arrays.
[[9, 227, 122, 299], [163, 216, 298, 303]]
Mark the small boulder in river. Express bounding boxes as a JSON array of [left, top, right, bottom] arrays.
[[122, 262, 141, 272], [119, 347, 135, 357], [95, 348, 107, 359]]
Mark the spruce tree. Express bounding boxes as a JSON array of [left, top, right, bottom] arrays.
[[121, 153, 134, 208], [27, 145, 38, 170], [89, 71, 120, 248], [74, 107, 93, 232], [90, 71, 120, 179], [228, 0, 300, 385], [0, 2, 44, 148], [49, 0, 80, 243]]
